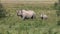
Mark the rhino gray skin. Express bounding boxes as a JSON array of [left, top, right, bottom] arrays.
[[17, 9, 36, 20]]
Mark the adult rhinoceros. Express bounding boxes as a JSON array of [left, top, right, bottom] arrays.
[[17, 9, 36, 20]]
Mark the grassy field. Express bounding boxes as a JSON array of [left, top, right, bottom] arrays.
[[0, 2, 60, 34]]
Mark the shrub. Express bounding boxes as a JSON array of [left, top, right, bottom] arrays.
[[0, 3, 6, 18], [57, 21, 60, 25], [56, 10, 60, 16]]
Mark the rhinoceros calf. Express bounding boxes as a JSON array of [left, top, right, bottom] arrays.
[[40, 13, 48, 20], [17, 9, 36, 20]]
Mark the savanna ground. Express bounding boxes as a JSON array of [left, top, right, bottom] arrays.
[[0, 2, 60, 34]]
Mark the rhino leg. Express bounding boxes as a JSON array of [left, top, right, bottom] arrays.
[[31, 16, 34, 19], [22, 15, 26, 20], [20, 15, 23, 18], [41, 17, 43, 20], [31, 14, 36, 19]]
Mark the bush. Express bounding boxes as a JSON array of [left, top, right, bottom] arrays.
[[0, 3, 6, 18], [54, 2, 58, 7], [57, 21, 60, 25], [54, 2, 58, 10], [56, 10, 60, 16]]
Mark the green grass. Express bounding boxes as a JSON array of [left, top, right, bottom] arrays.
[[0, 3, 60, 34]]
